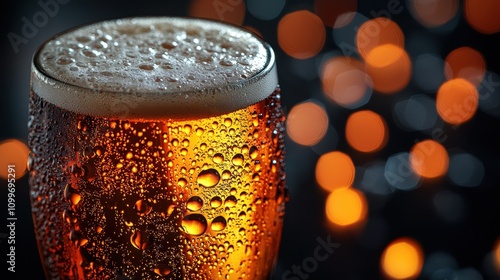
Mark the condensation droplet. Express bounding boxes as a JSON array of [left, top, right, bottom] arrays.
[[210, 196, 223, 208], [232, 154, 244, 166], [197, 169, 220, 187], [181, 214, 208, 236], [225, 196, 237, 208], [213, 153, 224, 164], [249, 146, 259, 159], [154, 264, 172, 276], [130, 230, 146, 250], [187, 196, 203, 211], [134, 199, 152, 216], [211, 216, 227, 231]]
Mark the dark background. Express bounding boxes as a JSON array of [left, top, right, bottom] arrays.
[[1, 0, 500, 279]]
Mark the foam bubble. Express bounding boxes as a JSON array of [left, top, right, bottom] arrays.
[[32, 17, 277, 119]]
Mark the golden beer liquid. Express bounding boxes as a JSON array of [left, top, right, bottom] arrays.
[[28, 17, 286, 280]]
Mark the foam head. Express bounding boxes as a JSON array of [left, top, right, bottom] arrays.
[[32, 17, 278, 119]]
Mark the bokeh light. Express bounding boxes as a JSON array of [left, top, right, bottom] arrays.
[[393, 94, 438, 132], [315, 151, 355, 191], [436, 78, 479, 125], [189, 0, 246, 26], [365, 44, 412, 94], [433, 190, 468, 224], [321, 56, 372, 109], [360, 161, 394, 195], [246, 0, 285, 21], [384, 152, 421, 191], [346, 110, 388, 153], [314, 0, 357, 28], [478, 71, 500, 118], [286, 101, 328, 146], [413, 53, 445, 93], [494, 238, 500, 275], [0, 139, 30, 179], [444, 47, 486, 86], [448, 153, 485, 187], [381, 238, 424, 280], [410, 0, 459, 28], [465, 0, 500, 34], [410, 140, 449, 179], [356, 18, 404, 59], [332, 12, 370, 54], [421, 252, 458, 278], [277, 10, 325, 59], [325, 187, 367, 226]]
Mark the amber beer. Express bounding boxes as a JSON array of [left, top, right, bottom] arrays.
[[28, 17, 286, 279]]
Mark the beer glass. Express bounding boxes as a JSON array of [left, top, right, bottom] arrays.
[[28, 17, 286, 279]]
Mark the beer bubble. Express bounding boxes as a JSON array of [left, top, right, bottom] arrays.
[[56, 57, 74, 65], [134, 199, 152, 216], [154, 264, 172, 276], [138, 64, 155, 71], [213, 153, 224, 164], [197, 169, 220, 187], [187, 196, 204, 211], [232, 154, 244, 166], [161, 41, 178, 50], [130, 230, 146, 250], [178, 178, 188, 187], [210, 196, 223, 208], [181, 214, 208, 236], [82, 49, 101, 58], [196, 127, 205, 136], [126, 152, 133, 160], [224, 118, 233, 127]]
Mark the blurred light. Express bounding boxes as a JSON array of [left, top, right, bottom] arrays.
[[410, 140, 449, 179], [314, 0, 357, 28], [278, 10, 325, 59], [454, 268, 484, 280], [0, 139, 30, 179], [310, 125, 339, 156], [448, 153, 485, 187], [381, 238, 424, 279], [384, 152, 421, 191], [413, 53, 445, 93], [495, 238, 500, 275], [436, 78, 479, 125], [360, 161, 394, 195], [321, 56, 372, 109], [356, 18, 404, 59], [332, 12, 369, 54], [478, 71, 500, 118], [246, 0, 285, 21], [444, 47, 486, 86], [346, 110, 388, 153], [394, 94, 438, 132], [365, 44, 412, 94], [189, 0, 246, 25], [315, 151, 355, 191], [422, 252, 458, 278], [410, 0, 459, 28], [433, 190, 467, 224], [465, 0, 500, 34], [325, 187, 367, 226], [286, 101, 328, 146]]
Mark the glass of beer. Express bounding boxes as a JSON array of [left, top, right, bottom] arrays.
[[28, 17, 286, 279]]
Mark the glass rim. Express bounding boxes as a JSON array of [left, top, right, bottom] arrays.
[[31, 16, 278, 121]]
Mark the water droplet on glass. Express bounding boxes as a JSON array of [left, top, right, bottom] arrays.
[[210, 196, 223, 208], [213, 153, 224, 164], [232, 154, 244, 166], [181, 214, 208, 236], [130, 230, 146, 250], [134, 199, 152, 216], [224, 196, 237, 208], [197, 169, 220, 187], [187, 196, 203, 211], [222, 170, 231, 180], [211, 216, 227, 231], [154, 264, 172, 276], [249, 146, 259, 159]]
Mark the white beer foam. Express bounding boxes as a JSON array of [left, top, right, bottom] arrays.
[[32, 17, 277, 119]]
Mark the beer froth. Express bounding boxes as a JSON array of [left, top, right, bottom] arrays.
[[33, 17, 277, 119]]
